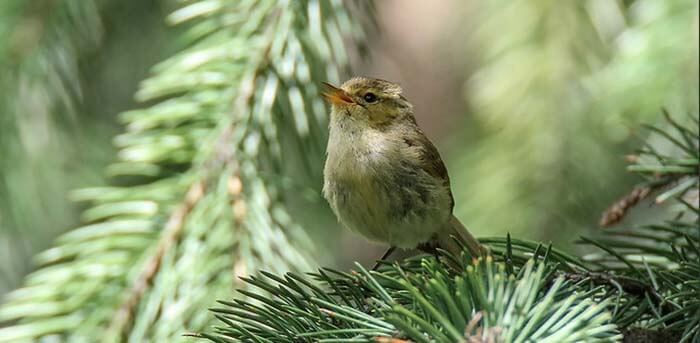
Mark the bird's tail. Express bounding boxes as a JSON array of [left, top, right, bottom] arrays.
[[436, 214, 485, 259]]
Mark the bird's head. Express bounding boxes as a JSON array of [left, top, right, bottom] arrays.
[[322, 77, 413, 128]]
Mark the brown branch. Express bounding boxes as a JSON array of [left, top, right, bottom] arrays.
[[599, 186, 653, 227], [599, 175, 679, 227], [621, 327, 682, 343], [374, 338, 412, 343], [106, 181, 205, 339], [228, 172, 249, 287]]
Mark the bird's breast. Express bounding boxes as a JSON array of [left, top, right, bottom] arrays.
[[322, 129, 451, 247]]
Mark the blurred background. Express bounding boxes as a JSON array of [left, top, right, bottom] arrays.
[[1, 0, 698, 301]]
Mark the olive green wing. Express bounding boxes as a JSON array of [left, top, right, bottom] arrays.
[[404, 131, 454, 212]]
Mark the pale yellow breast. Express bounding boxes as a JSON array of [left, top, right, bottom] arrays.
[[323, 123, 450, 247]]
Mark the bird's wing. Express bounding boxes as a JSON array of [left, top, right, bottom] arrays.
[[407, 130, 454, 212], [419, 135, 450, 185]]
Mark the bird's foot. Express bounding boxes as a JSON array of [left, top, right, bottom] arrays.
[[372, 246, 397, 271]]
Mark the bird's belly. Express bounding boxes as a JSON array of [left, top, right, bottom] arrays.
[[324, 168, 451, 248]]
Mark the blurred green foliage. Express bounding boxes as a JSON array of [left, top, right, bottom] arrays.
[[450, 0, 698, 247], [0, 0, 172, 296]]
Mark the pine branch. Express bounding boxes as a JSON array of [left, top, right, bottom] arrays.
[[108, 181, 205, 336], [0, 1, 367, 341], [581, 111, 699, 342], [203, 254, 620, 342]]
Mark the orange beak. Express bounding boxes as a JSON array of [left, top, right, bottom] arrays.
[[321, 82, 355, 105]]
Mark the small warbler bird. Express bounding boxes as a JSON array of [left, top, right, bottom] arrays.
[[321, 77, 484, 261]]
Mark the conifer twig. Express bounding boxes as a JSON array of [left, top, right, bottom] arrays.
[[108, 181, 205, 337]]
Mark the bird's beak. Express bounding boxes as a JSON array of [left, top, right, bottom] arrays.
[[321, 82, 355, 105]]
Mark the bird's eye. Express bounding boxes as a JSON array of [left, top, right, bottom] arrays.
[[363, 92, 378, 103]]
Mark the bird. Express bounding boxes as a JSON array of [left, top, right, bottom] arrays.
[[321, 76, 484, 266]]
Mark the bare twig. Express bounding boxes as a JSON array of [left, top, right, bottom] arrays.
[[599, 186, 653, 227], [599, 177, 677, 227]]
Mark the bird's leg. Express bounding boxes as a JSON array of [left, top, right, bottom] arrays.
[[418, 238, 462, 271], [372, 246, 397, 271], [416, 240, 440, 258]]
